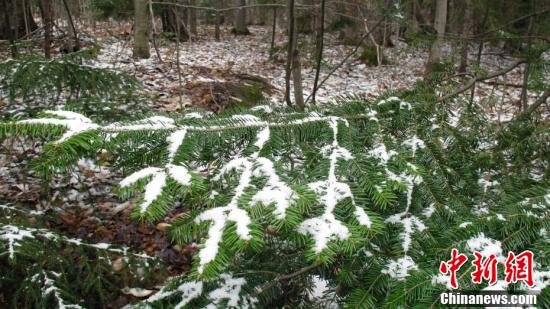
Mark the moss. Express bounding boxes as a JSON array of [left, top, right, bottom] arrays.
[[225, 83, 266, 110]]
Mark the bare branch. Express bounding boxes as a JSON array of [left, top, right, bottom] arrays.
[[436, 59, 526, 103]]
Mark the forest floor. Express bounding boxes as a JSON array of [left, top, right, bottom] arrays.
[[0, 22, 548, 306], [84, 23, 539, 120]]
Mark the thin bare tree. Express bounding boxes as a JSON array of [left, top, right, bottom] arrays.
[[133, 0, 151, 59], [233, 0, 250, 35], [40, 0, 53, 59], [284, 0, 296, 106], [426, 0, 448, 74], [312, 0, 326, 104]]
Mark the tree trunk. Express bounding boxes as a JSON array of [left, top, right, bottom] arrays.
[[338, 0, 362, 45], [0, 0, 37, 40], [189, 0, 197, 35], [285, 0, 295, 106], [161, 1, 189, 41], [312, 0, 326, 104], [425, 0, 447, 74], [215, 0, 222, 41], [269, 7, 277, 58], [40, 0, 53, 59], [458, 0, 473, 72], [61, 0, 80, 53], [292, 35, 304, 108], [233, 0, 250, 35], [297, 0, 314, 34], [521, 14, 534, 111], [133, 0, 150, 59], [411, 0, 419, 33], [1, 0, 17, 56]]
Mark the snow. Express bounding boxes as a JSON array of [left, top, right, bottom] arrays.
[[431, 273, 454, 290], [173, 282, 204, 309], [368, 143, 397, 165], [117, 128, 194, 213], [167, 164, 192, 186], [385, 213, 426, 253], [184, 112, 204, 119], [195, 165, 254, 271], [91, 243, 111, 250], [382, 256, 418, 281], [17, 110, 99, 144], [207, 273, 256, 308], [145, 273, 255, 309], [473, 203, 490, 216], [251, 158, 295, 219], [145, 279, 203, 308], [309, 275, 329, 299], [140, 172, 167, 213], [532, 269, 550, 291], [194, 125, 299, 271], [0, 224, 35, 259], [252, 127, 270, 155], [354, 207, 373, 227], [195, 156, 254, 272], [403, 135, 425, 156], [41, 271, 84, 309], [377, 97, 401, 106], [119, 167, 161, 187], [105, 116, 176, 131], [299, 214, 351, 253], [250, 105, 273, 113], [478, 178, 499, 193], [422, 204, 436, 218], [118, 167, 168, 213], [466, 233, 505, 263], [299, 118, 371, 252], [167, 129, 187, 162]]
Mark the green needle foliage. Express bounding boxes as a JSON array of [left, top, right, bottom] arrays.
[[0, 205, 163, 308], [0, 71, 550, 308], [0, 78, 548, 307], [0, 48, 147, 120]]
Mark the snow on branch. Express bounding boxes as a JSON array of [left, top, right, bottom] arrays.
[[196, 124, 296, 273], [13, 110, 382, 271], [0, 223, 153, 260], [372, 133, 426, 281], [298, 118, 372, 253], [36, 271, 84, 309], [15, 110, 334, 137], [142, 273, 256, 309], [0, 224, 34, 259], [17, 110, 99, 144], [119, 129, 192, 214], [105, 116, 177, 131]]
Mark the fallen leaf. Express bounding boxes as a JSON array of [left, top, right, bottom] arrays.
[[121, 287, 153, 298], [156, 222, 171, 232], [112, 258, 124, 272]]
